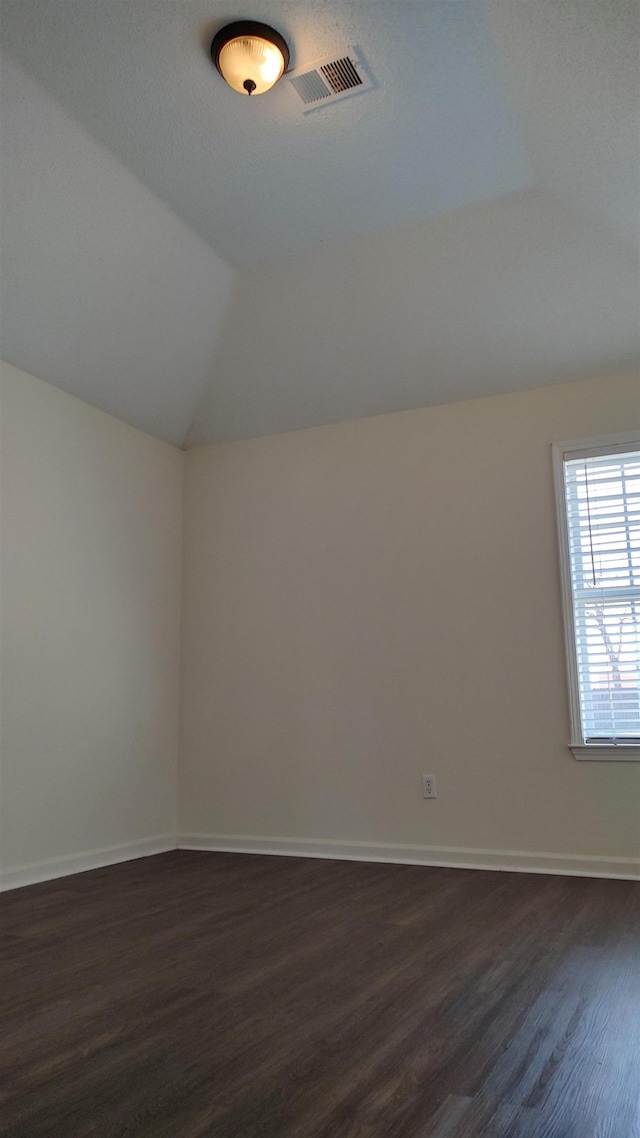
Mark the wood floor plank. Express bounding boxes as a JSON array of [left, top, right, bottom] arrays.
[[1, 851, 639, 1137], [423, 1095, 542, 1138]]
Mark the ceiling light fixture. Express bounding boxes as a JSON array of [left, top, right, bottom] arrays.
[[211, 21, 290, 96]]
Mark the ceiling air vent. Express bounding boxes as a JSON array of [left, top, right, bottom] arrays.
[[287, 49, 374, 112]]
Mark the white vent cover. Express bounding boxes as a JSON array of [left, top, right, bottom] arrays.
[[287, 49, 374, 112]]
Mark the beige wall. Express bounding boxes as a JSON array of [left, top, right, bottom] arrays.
[[2, 364, 638, 883], [0, 363, 182, 880], [180, 372, 640, 868]]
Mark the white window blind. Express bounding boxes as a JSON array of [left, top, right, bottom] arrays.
[[563, 446, 640, 744]]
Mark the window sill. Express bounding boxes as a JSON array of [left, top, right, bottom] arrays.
[[571, 744, 640, 762]]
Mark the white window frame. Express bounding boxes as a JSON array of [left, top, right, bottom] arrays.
[[552, 430, 640, 761]]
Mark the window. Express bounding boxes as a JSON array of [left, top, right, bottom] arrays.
[[552, 432, 640, 760]]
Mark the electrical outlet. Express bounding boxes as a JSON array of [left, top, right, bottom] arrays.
[[422, 774, 437, 799]]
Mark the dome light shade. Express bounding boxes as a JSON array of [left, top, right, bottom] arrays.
[[211, 22, 290, 96]]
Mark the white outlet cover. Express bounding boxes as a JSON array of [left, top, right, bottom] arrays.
[[422, 775, 437, 799]]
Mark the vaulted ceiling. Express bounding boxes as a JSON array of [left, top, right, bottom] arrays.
[[1, 1, 638, 445]]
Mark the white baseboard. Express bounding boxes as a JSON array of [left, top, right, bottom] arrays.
[[0, 834, 176, 891], [177, 832, 640, 881], [3, 832, 637, 890]]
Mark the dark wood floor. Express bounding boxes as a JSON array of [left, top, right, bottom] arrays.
[[1, 852, 639, 1138]]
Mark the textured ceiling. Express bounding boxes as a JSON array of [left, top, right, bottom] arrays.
[[0, 53, 235, 444], [0, 0, 531, 263], [487, 0, 640, 249], [1, 0, 639, 445], [189, 188, 640, 444]]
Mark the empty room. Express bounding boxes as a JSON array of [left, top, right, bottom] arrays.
[[1, 2, 639, 1136]]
